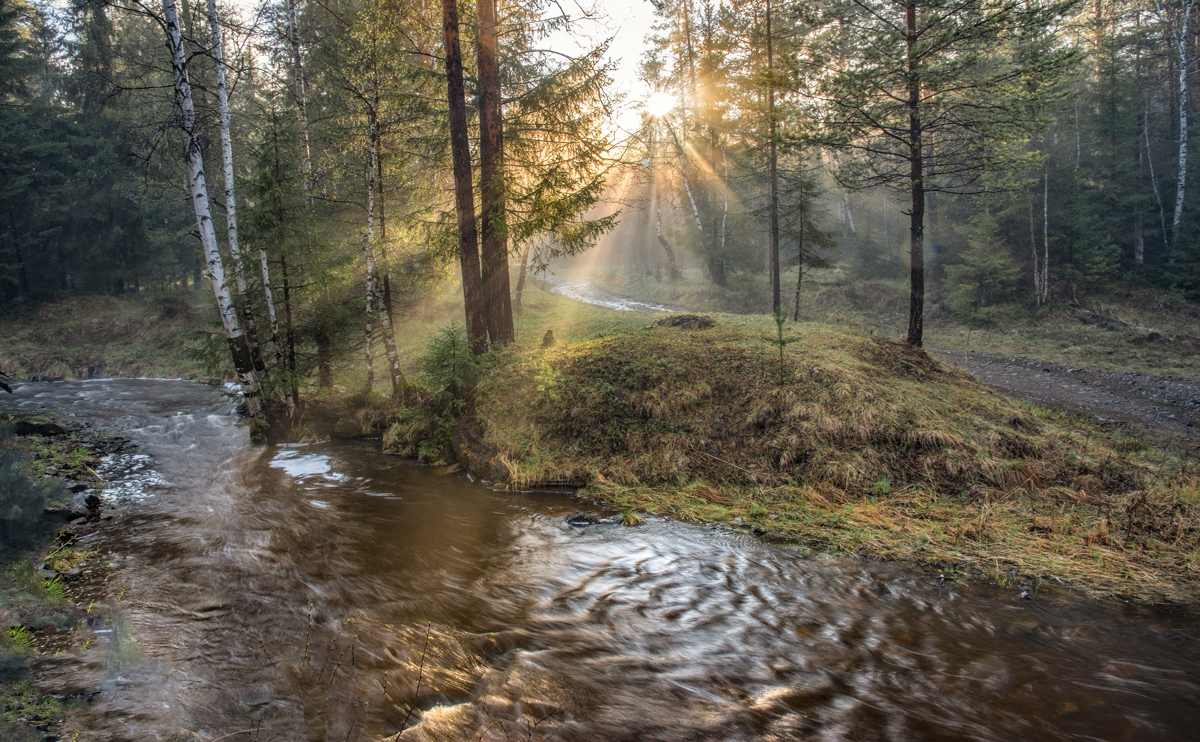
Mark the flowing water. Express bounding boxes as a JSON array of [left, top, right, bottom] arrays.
[[3, 380, 1199, 742]]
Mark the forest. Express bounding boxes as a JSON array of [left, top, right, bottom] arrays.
[[1, 0, 1198, 405], [2, 0, 1200, 738]]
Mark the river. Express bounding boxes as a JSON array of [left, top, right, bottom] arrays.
[[3, 379, 1199, 741]]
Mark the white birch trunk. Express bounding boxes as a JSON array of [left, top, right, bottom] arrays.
[[363, 124, 377, 392], [258, 244, 292, 411], [163, 0, 261, 418], [1154, 0, 1196, 260], [207, 0, 261, 365], [1170, 2, 1191, 261], [1042, 158, 1050, 304], [667, 124, 704, 232], [285, 0, 312, 187], [1029, 197, 1040, 305]]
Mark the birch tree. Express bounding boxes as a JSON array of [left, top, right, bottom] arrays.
[[1150, 0, 1196, 259], [206, 0, 264, 372], [162, 0, 262, 420]]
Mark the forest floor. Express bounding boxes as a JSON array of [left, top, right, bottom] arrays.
[[0, 293, 214, 382]]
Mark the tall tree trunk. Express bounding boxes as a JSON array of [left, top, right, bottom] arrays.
[[207, 0, 264, 374], [476, 0, 514, 346], [767, 0, 780, 314], [656, 209, 681, 279], [1162, 0, 1197, 259], [792, 211, 804, 322], [1029, 196, 1040, 302], [163, 0, 262, 422], [285, 0, 311, 193], [1135, 109, 1146, 264], [1042, 155, 1050, 304], [1146, 104, 1171, 249], [441, 0, 487, 353], [267, 133, 293, 412], [378, 254, 405, 394], [280, 251, 299, 404], [905, 0, 925, 347], [363, 116, 379, 393], [649, 123, 681, 280], [514, 241, 532, 313]]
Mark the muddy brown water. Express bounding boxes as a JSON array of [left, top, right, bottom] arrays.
[[3, 380, 1200, 741]]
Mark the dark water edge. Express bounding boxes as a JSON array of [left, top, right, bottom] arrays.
[[1, 379, 1198, 742]]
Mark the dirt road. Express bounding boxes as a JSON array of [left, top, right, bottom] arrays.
[[942, 350, 1199, 438]]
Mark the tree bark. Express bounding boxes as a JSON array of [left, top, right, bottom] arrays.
[[363, 116, 378, 392], [1029, 196, 1040, 302], [477, 0, 514, 346], [207, 0, 264, 374], [441, 0, 487, 353], [1170, 0, 1194, 260], [1042, 155, 1050, 303], [514, 241, 532, 312], [285, 0, 312, 192], [378, 252, 405, 394], [280, 250, 298, 404], [792, 210, 804, 322], [767, 0, 780, 314], [163, 0, 262, 421], [905, 0, 925, 347], [649, 123, 681, 280]]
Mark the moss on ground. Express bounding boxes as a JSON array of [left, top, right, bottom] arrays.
[[384, 291, 1200, 603], [0, 421, 105, 739]]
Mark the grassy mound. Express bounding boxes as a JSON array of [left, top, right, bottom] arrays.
[[0, 294, 213, 381], [417, 295, 1199, 602], [554, 266, 1200, 379]]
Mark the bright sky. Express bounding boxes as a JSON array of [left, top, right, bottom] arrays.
[[540, 0, 659, 131], [226, 0, 660, 131]]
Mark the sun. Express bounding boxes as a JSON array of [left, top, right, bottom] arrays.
[[645, 92, 674, 117]]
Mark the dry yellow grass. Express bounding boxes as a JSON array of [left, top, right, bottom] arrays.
[[446, 306, 1200, 603]]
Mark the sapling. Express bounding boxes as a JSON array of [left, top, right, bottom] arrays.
[[764, 309, 799, 386]]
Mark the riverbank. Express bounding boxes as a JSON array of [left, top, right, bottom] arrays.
[[0, 414, 124, 739], [373, 292, 1200, 603]]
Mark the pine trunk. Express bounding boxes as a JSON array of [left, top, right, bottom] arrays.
[[280, 251, 299, 404], [441, 0, 487, 353], [905, 0, 925, 347], [766, 0, 780, 314], [477, 0, 514, 346]]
